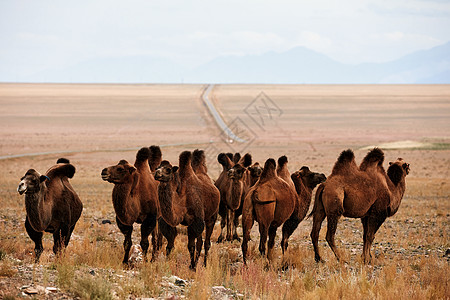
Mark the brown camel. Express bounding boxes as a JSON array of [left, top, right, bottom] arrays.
[[215, 152, 253, 242], [17, 158, 83, 262], [154, 150, 220, 269], [101, 146, 162, 264], [248, 162, 263, 186], [241, 157, 297, 264], [280, 165, 327, 254], [310, 148, 410, 264]]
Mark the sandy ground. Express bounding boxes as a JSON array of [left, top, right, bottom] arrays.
[[0, 83, 449, 298]]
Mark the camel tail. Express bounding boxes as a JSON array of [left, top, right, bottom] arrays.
[[57, 158, 70, 164], [192, 149, 207, 171], [308, 183, 324, 219], [136, 147, 151, 163], [149, 145, 163, 172]]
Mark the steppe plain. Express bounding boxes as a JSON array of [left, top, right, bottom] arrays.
[[0, 83, 449, 299]]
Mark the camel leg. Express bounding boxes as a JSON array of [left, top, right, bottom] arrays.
[[226, 209, 234, 241], [52, 229, 64, 256], [203, 215, 216, 267], [267, 224, 278, 262], [159, 218, 177, 256], [281, 215, 300, 255], [241, 211, 254, 265], [64, 225, 76, 247], [25, 217, 43, 263], [362, 215, 386, 264], [216, 202, 227, 243], [141, 214, 157, 261], [116, 217, 133, 265], [311, 209, 326, 263], [325, 214, 341, 261], [258, 223, 269, 257], [188, 217, 205, 270], [232, 208, 242, 241]]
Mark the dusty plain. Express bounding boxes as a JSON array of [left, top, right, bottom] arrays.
[[0, 83, 449, 299]]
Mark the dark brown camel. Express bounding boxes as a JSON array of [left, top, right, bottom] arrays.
[[215, 152, 253, 242], [241, 157, 297, 264], [154, 150, 220, 269], [101, 146, 162, 264], [280, 165, 326, 254], [310, 148, 410, 264], [17, 158, 83, 262], [248, 162, 263, 186]]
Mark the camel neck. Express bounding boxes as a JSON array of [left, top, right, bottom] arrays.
[[388, 177, 406, 216], [227, 179, 244, 210], [25, 188, 52, 232]]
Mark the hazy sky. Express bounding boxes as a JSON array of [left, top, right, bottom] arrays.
[[1, 0, 449, 78]]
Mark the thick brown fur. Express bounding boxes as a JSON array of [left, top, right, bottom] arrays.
[[148, 145, 163, 172], [154, 150, 220, 269], [101, 147, 162, 264], [310, 148, 410, 264], [18, 159, 83, 262], [215, 153, 254, 242], [241, 157, 298, 264], [280, 166, 326, 256]]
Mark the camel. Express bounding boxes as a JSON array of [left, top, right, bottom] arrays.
[[17, 159, 83, 262], [280, 165, 327, 254], [309, 148, 410, 264], [101, 146, 162, 264], [154, 150, 220, 269], [241, 157, 297, 264], [215, 152, 253, 242], [248, 162, 263, 186]]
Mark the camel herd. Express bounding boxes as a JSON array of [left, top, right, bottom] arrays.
[[17, 146, 410, 269]]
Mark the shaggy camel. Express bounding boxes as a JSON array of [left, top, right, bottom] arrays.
[[241, 157, 297, 264], [154, 150, 220, 269], [310, 148, 410, 264], [101, 146, 162, 264], [248, 162, 263, 186], [280, 165, 326, 254], [17, 159, 83, 262], [215, 152, 253, 242]]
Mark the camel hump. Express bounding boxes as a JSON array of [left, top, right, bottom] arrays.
[[218, 153, 233, 169], [179, 151, 192, 169], [232, 153, 241, 164], [332, 149, 356, 174], [57, 158, 70, 164], [46, 163, 76, 179], [192, 149, 207, 173], [149, 145, 163, 172], [360, 147, 385, 171], [277, 155, 288, 168], [136, 147, 150, 163], [238, 153, 252, 168], [260, 158, 276, 181]]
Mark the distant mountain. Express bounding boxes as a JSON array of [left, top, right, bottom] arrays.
[[3, 42, 450, 84]]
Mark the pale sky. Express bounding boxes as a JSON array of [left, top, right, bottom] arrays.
[[1, 0, 449, 79]]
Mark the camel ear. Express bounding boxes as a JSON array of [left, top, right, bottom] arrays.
[[128, 166, 137, 174], [39, 175, 50, 183], [172, 166, 179, 173]]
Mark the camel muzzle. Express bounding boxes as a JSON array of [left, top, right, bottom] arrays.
[[101, 169, 110, 181], [17, 182, 27, 195]]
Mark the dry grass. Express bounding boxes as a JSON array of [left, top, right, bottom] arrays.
[[0, 83, 449, 299]]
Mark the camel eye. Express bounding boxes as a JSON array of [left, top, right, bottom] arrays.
[[117, 167, 125, 172]]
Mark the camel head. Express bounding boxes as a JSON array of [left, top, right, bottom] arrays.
[[18, 169, 49, 195], [248, 162, 263, 179], [101, 160, 137, 184], [154, 160, 179, 182], [292, 166, 327, 190], [227, 164, 246, 181], [388, 158, 410, 185]]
